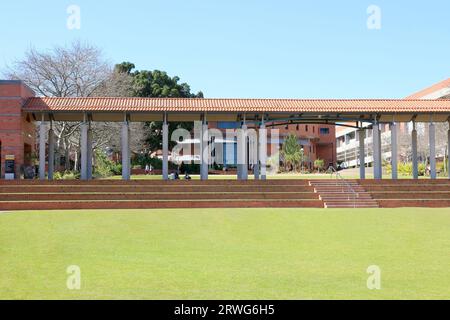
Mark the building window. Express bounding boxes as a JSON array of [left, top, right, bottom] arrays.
[[319, 128, 329, 135], [305, 125, 309, 132], [217, 122, 239, 129]]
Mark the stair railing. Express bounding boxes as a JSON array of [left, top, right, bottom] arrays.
[[327, 167, 358, 208]]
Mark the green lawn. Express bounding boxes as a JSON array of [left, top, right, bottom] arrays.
[[1, 208, 450, 300]]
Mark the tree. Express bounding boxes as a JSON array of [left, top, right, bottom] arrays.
[[281, 134, 302, 172], [114, 62, 204, 152], [8, 41, 110, 97], [5, 42, 204, 173], [5, 41, 142, 171]]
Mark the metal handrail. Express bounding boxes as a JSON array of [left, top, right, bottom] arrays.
[[327, 167, 358, 208]]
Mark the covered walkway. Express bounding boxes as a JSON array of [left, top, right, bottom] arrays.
[[23, 97, 450, 181]]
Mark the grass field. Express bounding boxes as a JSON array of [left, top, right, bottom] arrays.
[[1, 208, 450, 300]]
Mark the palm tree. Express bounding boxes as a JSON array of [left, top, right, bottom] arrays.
[[281, 134, 302, 172]]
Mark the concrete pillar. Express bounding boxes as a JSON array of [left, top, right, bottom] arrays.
[[39, 117, 46, 180], [372, 123, 382, 179], [80, 120, 88, 180], [48, 128, 55, 180], [87, 126, 93, 180], [378, 125, 382, 178], [429, 122, 436, 180], [259, 119, 267, 180], [121, 119, 130, 180], [236, 122, 241, 180], [358, 128, 365, 179], [162, 113, 169, 180], [412, 123, 418, 179], [253, 130, 260, 180], [391, 122, 398, 180], [200, 115, 209, 180], [237, 122, 248, 180]]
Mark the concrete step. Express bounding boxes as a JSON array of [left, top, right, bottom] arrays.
[[0, 199, 325, 210], [371, 192, 450, 199], [0, 186, 316, 194], [0, 192, 320, 201], [324, 201, 378, 205], [319, 196, 374, 201], [314, 189, 366, 193], [325, 204, 379, 208], [0, 179, 313, 186], [363, 186, 450, 192], [377, 199, 450, 208]]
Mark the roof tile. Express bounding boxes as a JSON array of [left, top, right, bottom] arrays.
[[22, 97, 450, 113]]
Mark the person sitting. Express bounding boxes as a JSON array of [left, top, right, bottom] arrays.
[[184, 173, 192, 180]]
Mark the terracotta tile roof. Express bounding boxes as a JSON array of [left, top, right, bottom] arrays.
[[406, 78, 450, 99], [23, 97, 450, 113]]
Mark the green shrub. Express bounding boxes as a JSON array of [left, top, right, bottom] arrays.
[[53, 171, 79, 180], [94, 151, 119, 178], [132, 154, 164, 169], [53, 171, 64, 180], [314, 158, 325, 172], [110, 163, 122, 176]]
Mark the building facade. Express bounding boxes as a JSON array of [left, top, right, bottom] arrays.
[[0, 81, 36, 179], [336, 78, 450, 168]]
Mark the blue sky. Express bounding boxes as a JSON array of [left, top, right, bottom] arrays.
[[1, 0, 449, 98]]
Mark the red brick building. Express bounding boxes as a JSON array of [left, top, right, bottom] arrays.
[[0, 81, 36, 179], [205, 121, 336, 170]]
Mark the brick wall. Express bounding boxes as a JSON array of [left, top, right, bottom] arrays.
[[0, 81, 36, 178]]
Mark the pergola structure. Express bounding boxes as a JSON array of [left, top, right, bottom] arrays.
[[23, 97, 450, 181]]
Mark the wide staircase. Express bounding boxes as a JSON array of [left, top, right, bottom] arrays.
[[310, 180, 379, 208], [0, 179, 323, 211], [0, 179, 449, 210]]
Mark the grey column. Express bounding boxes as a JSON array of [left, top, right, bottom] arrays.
[[48, 128, 55, 180], [121, 119, 130, 180], [87, 126, 93, 180], [253, 130, 260, 180], [358, 128, 365, 179], [236, 122, 242, 180], [237, 123, 248, 180], [429, 122, 436, 180], [80, 120, 88, 180], [372, 123, 382, 179], [412, 123, 418, 179], [378, 125, 382, 178], [200, 115, 209, 180], [391, 122, 398, 180], [259, 119, 267, 180], [162, 113, 169, 180], [39, 116, 46, 180]]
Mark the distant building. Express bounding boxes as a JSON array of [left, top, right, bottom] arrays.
[[336, 79, 450, 168], [173, 121, 336, 171]]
